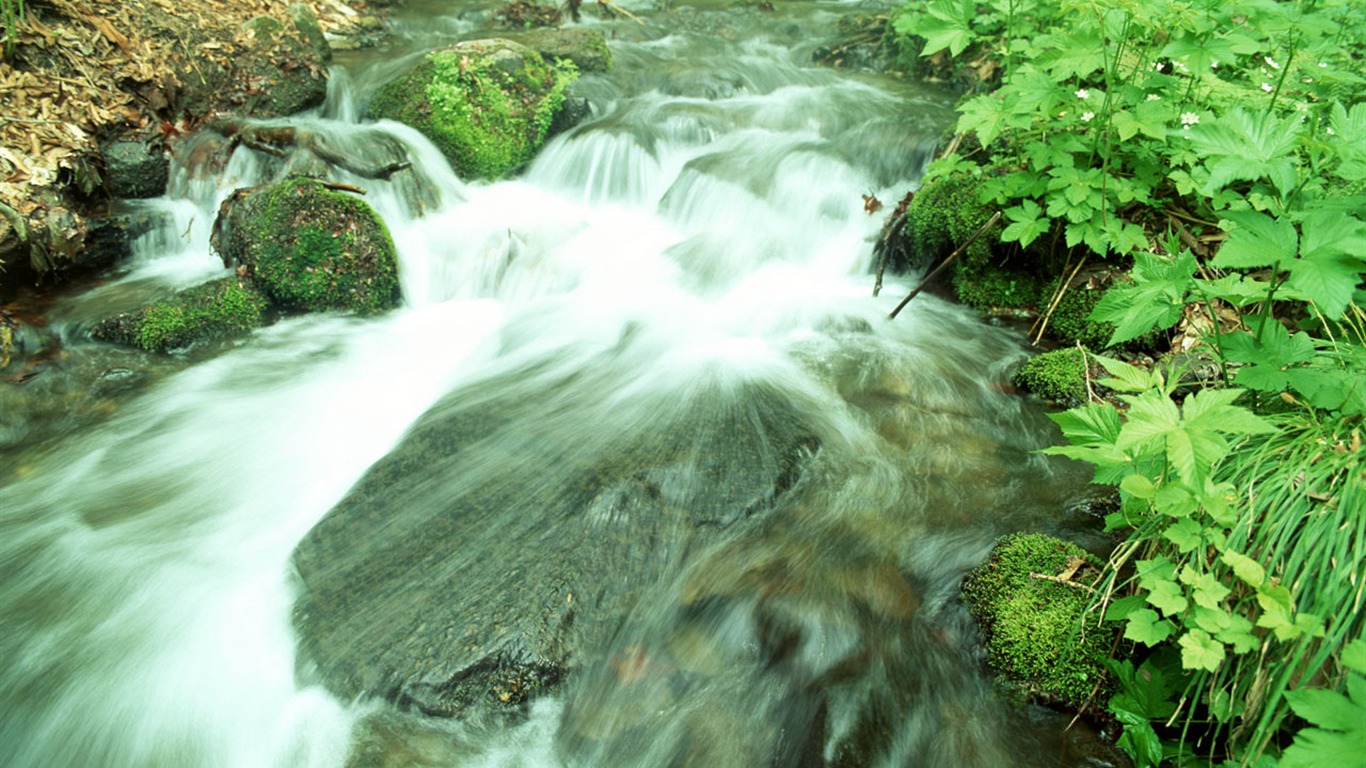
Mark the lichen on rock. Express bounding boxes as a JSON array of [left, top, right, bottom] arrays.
[[961, 532, 1114, 709], [213, 177, 401, 315], [367, 39, 578, 180], [92, 277, 269, 353]]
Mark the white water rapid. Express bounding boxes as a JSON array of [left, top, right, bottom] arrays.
[[0, 2, 1105, 766]]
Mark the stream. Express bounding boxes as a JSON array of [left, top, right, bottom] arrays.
[[0, 1, 1109, 766]]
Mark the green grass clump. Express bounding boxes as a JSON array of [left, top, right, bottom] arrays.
[[1013, 347, 1088, 406], [963, 532, 1114, 709]]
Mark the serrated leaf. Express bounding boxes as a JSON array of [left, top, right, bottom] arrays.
[[1163, 518, 1204, 552], [1124, 608, 1175, 646], [1120, 473, 1157, 500], [1146, 578, 1189, 615], [1285, 251, 1363, 319], [1178, 629, 1226, 672], [957, 94, 1010, 146], [1106, 594, 1148, 622], [1214, 210, 1298, 269], [1093, 354, 1159, 393]]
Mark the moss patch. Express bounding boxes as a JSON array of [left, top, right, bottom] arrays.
[[216, 178, 401, 314], [962, 532, 1114, 709], [93, 277, 269, 353], [367, 39, 577, 180], [905, 167, 1042, 311], [1013, 347, 1090, 406]]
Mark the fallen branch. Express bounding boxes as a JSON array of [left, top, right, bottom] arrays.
[[209, 120, 413, 181], [887, 210, 1001, 320]]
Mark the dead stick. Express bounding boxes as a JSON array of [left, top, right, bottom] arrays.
[[888, 210, 1002, 320]]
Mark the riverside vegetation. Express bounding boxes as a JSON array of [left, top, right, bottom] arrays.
[[892, 0, 1364, 765]]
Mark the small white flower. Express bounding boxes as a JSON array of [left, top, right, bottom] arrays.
[[1211, 61, 1219, 69], [1075, 88, 1091, 100], [1262, 82, 1274, 92], [1146, 94, 1162, 101], [1327, 127, 1336, 136], [1081, 111, 1096, 122], [1154, 62, 1166, 72], [1174, 60, 1189, 73], [1319, 62, 1328, 68], [1264, 55, 1280, 69], [1180, 112, 1200, 126]]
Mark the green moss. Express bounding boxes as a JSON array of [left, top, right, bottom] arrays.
[[124, 278, 268, 352], [1013, 347, 1089, 406], [368, 42, 577, 180], [906, 167, 1042, 310], [962, 532, 1114, 709], [1040, 278, 1113, 350], [229, 178, 400, 314]]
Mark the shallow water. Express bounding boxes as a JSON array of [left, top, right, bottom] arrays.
[[0, 2, 1103, 766]]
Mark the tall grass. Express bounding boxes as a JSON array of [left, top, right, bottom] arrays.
[[1, 0, 24, 59], [1208, 408, 1365, 761]]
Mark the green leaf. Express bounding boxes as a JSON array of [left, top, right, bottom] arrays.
[[1178, 629, 1226, 672], [1093, 354, 1161, 393], [1147, 578, 1189, 615], [1190, 572, 1232, 609], [907, 0, 977, 57], [1221, 326, 1316, 393], [1001, 200, 1050, 246], [1047, 402, 1122, 446], [1091, 252, 1196, 345], [1215, 613, 1259, 654], [957, 94, 1011, 147], [1343, 639, 1366, 674], [1220, 550, 1266, 587], [1035, 30, 1107, 79], [1214, 210, 1299, 269], [1125, 608, 1176, 646], [1163, 518, 1204, 552], [1187, 109, 1305, 195], [1120, 473, 1157, 500], [1282, 677, 1366, 768]]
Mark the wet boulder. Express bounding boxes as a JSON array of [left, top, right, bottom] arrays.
[[100, 134, 169, 200], [366, 39, 578, 180], [176, 5, 331, 120], [290, 364, 818, 720], [212, 177, 401, 314], [92, 277, 270, 353]]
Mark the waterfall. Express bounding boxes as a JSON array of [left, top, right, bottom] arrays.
[[0, 5, 1099, 767]]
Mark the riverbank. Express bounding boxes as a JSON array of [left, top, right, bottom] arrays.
[[0, 0, 392, 301]]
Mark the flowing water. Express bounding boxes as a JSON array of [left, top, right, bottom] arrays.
[[0, 2, 1109, 766]]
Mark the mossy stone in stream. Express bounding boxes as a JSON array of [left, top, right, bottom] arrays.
[[92, 277, 269, 353], [1012, 347, 1089, 406], [366, 39, 577, 180], [962, 532, 1114, 709], [904, 167, 1043, 311], [214, 178, 400, 314]]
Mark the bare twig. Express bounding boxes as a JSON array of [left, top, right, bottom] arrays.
[[888, 210, 1001, 320]]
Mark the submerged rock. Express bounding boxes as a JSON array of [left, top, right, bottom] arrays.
[[212, 178, 401, 314], [290, 366, 818, 720], [366, 39, 578, 180], [92, 277, 269, 353]]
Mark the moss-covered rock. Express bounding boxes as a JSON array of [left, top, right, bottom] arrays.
[[367, 39, 577, 180], [1013, 347, 1090, 406], [962, 532, 1114, 709], [904, 167, 1042, 311], [93, 277, 270, 353], [213, 178, 401, 314]]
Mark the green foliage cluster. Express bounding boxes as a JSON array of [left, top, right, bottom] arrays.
[[962, 532, 1115, 709], [368, 44, 577, 180], [124, 278, 268, 353], [892, 0, 1366, 764], [1, 0, 23, 59], [906, 164, 1041, 310], [233, 178, 400, 314], [1013, 346, 1089, 405]]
